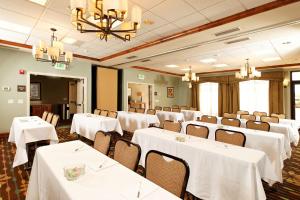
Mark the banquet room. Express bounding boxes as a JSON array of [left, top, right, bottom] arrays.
[[1, 0, 300, 199]]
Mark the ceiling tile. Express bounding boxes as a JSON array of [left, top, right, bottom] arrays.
[[0, 0, 45, 18], [0, 28, 28, 43], [239, 0, 274, 9], [130, 0, 165, 10], [48, 0, 71, 15], [30, 20, 69, 41], [173, 12, 209, 29], [140, 11, 169, 32], [40, 9, 73, 29], [151, 24, 181, 37], [184, 0, 224, 11]]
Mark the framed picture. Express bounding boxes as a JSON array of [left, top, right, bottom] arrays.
[[30, 82, 41, 100], [167, 87, 174, 98]]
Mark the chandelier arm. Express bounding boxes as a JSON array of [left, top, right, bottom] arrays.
[[109, 32, 128, 41], [95, 0, 104, 19], [76, 18, 107, 32]]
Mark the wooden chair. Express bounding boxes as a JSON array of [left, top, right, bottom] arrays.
[[172, 105, 180, 109], [94, 109, 101, 115], [41, 111, 48, 120], [246, 120, 270, 132], [271, 113, 285, 119], [128, 107, 136, 112], [221, 118, 241, 127], [198, 115, 217, 124], [100, 110, 108, 117], [237, 110, 249, 115], [180, 106, 189, 110], [145, 150, 190, 199], [94, 131, 111, 155], [46, 113, 53, 123], [114, 139, 141, 171], [186, 124, 209, 139], [223, 113, 237, 118], [108, 111, 118, 118], [136, 108, 145, 114], [163, 107, 171, 111], [260, 116, 279, 123], [253, 111, 267, 117], [172, 108, 181, 113], [146, 109, 156, 115], [240, 114, 256, 121], [155, 106, 162, 111], [51, 114, 60, 127], [163, 120, 182, 133], [215, 129, 246, 147]]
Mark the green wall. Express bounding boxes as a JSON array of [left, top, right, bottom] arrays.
[[0, 47, 92, 133]]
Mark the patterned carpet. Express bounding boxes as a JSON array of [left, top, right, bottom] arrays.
[[0, 127, 300, 200]]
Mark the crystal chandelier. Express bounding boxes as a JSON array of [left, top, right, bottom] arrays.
[[182, 66, 199, 88], [70, 0, 142, 41], [235, 59, 261, 79], [32, 28, 73, 67]]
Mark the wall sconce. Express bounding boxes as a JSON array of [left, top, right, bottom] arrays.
[[283, 79, 290, 88]]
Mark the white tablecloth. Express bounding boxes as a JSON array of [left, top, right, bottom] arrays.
[[182, 121, 286, 183], [132, 128, 277, 200], [26, 140, 180, 200], [8, 116, 58, 168], [156, 111, 184, 123], [181, 110, 202, 121], [117, 111, 160, 132], [70, 113, 123, 141]]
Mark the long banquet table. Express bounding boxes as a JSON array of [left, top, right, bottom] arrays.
[[132, 128, 277, 200], [117, 111, 160, 132], [70, 113, 123, 141], [26, 140, 180, 200], [156, 110, 184, 123], [181, 110, 202, 121], [8, 116, 58, 168]]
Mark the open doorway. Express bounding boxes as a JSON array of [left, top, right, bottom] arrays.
[[127, 82, 154, 110]]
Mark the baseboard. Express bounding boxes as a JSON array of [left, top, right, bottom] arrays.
[[0, 132, 9, 138]]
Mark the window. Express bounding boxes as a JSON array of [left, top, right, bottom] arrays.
[[199, 82, 219, 116], [239, 80, 269, 114]]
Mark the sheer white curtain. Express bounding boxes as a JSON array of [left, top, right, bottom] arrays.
[[239, 80, 269, 114], [199, 82, 219, 116]]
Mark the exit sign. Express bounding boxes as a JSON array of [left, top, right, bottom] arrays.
[[138, 74, 145, 80], [54, 63, 66, 70]]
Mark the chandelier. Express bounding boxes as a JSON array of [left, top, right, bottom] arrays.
[[182, 66, 199, 88], [70, 0, 142, 41], [235, 59, 261, 79], [32, 28, 73, 67]]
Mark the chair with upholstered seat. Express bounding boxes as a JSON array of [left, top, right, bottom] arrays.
[[108, 111, 118, 118], [163, 120, 182, 132], [198, 115, 217, 124], [180, 106, 189, 110], [46, 112, 53, 123], [223, 113, 237, 118], [271, 113, 285, 119], [172, 108, 181, 113], [253, 111, 267, 117], [186, 124, 209, 139], [221, 118, 241, 127], [155, 106, 162, 111], [215, 129, 246, 147], [41, 111, 48, 120], [94, 109, 101, 115], [114, 139, 141, 171], [146, 109, 156, 115], [136, 108, 145, 113], [246, 120, 270, 132], [51, 114, 60, 127], [100, 110, 108, 117], [237, 110, 249, 115], [163, 107, 171, 111], [128, 107, 136, 112], [240, 114, 256, 121], [260, 116, 279, 123], [145, 150, 190, 199], [172, 105, 179, 109], [94, 131, 111, 155]]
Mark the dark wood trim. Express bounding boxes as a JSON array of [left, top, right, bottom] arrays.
[[290, 71, 300, 119], [98, 0, 300, 62], [73, 53, 100, 62], [91, 65, 98, 111], [131, 66, 182, 76], [0, 132, 9, 138]]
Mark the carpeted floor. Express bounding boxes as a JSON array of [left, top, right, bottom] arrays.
[[1, 127, 300, 200]]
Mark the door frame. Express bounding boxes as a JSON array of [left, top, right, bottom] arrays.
[[290, 71, 300, 119], [27, 71, 88, 116]]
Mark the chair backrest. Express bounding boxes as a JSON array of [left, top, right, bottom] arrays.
[[136, 108, 145, 114], [100, 110, 108, 117], [253, 111, 267, 117], [46, 113, 53, 123], [186, 124, 209, 139], [114, 139, 141, 171], [128, 107, 136, 112], [94, 131, 111, 155], [108, 111, 118, 118], [94, 109, 101, 115], [189, 107, 196, 111], [146, 109, 156, 115], [271, 113, 285, 119], [215, 129, 246, 147], [240, 114, 256, 121], [260, 116, 279, 123], [246, 120, 270, 132], [223, 113, 237, 118], [199, 115, 217, 124], [163, 107, 171, 111], [237, 110, 249, 115], [172, 108, 181, 113], [145, 150, 189, 199], [51, 114, 60, 127], [221, 118, 241, 127], [155, 106, 162, 111], [180, 106, 188, 110], [163, 120, 182, 132], [41, 111, 48, 120], [172, 105, 179, 109]]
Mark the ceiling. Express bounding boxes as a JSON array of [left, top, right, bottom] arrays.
[[0, 0, 300, 74]]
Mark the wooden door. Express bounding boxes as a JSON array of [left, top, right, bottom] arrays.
[[69, 81, 77, 114]]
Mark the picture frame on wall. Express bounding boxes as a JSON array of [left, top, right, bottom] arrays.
[[30, 82, 41, 100], [167, 87, 174, 98]]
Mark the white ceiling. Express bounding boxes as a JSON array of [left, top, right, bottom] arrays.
[[0, 0, 299, 74]]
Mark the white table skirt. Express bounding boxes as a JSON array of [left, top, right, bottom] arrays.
[[8, 116, 58, 168], [70, 113, 123, 141], [26, 140, 180, 200], [132, 128, 277, 200], [182, 121, 286, 183], [181, 110, 202, 121], [156, 111, 184, 123], [117, 111, 160, 132]]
